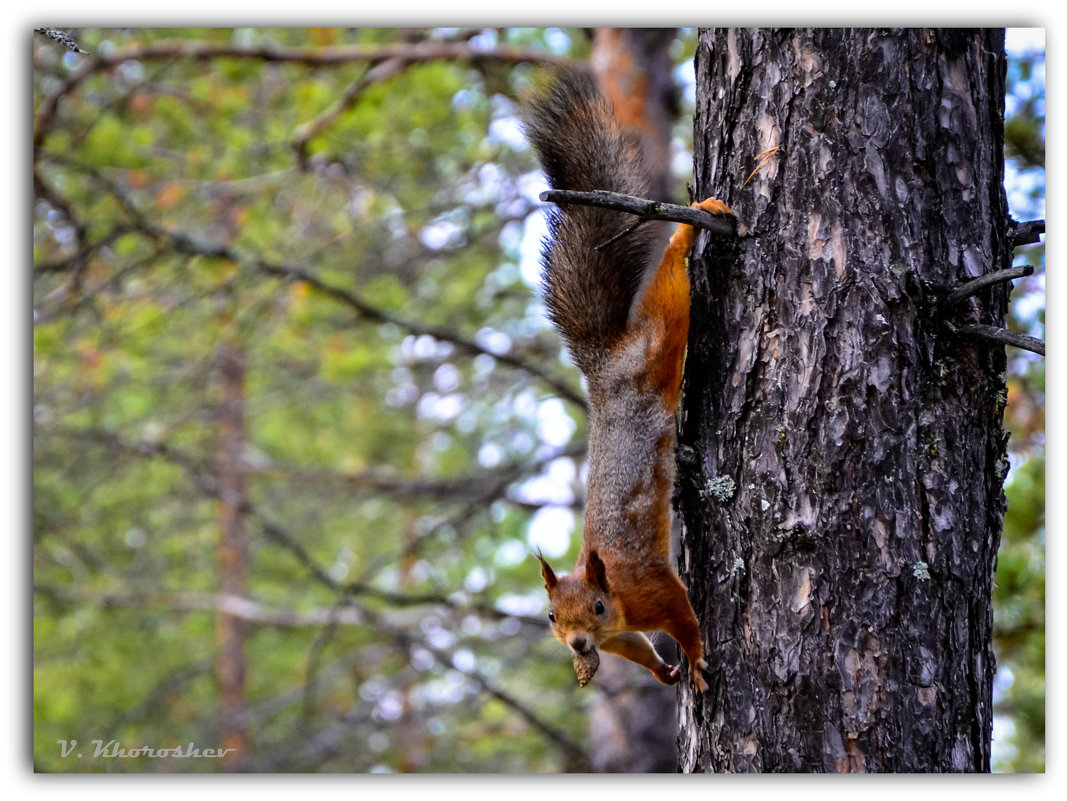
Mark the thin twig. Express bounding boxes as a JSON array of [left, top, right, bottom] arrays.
[[743, 146, 780, 186], [34, 40, 567, 147], [944, 322, 1045, 356], [47, 424, 572, 615], [253, 258, 584, 406], [943, 264, 1035, 306], [34, 27, 88, 54], [290, 56, 411, 168], [38, 582, 567, 760], [416, 636, 585, 761], [539, 190, 738, 238], [35, 152, 584, 407], [595, 215, 648, 251]]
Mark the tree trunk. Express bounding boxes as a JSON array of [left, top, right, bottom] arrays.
[[678, 28, 1011, 772], [216, 333, 251, 771], [590, 28, 678, 204]]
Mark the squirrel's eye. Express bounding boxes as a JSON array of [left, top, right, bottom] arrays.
[[594, 600, 605, 615], [548, 610, 556, 623]]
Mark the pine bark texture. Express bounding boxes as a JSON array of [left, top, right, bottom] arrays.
[[677, 28, 1011, 772]]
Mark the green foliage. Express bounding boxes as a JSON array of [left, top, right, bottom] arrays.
[[32, 26, 1044, 773], [33, 26, 605, 774], [1004, 53, 1045, 171]]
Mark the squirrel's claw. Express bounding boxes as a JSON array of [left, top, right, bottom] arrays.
[[690, 658, 709, 693]]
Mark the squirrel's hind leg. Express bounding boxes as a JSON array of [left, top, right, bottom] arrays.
[[646, 573, 710, 693], [600, 631, 680, 685]]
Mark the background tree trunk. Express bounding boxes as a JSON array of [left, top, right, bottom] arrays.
[[585, 27, 680, 774], [216, 325, 251, 772], [678, 28, 1011, 772]]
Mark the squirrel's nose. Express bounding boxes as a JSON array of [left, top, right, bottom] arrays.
[[569, 635, 589, 653]]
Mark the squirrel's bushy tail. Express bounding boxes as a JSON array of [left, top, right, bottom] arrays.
[[524, 70, 656, 378]]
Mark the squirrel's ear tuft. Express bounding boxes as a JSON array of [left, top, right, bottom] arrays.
[[536, 550, 558, 591], [585, 550, 610, 593]]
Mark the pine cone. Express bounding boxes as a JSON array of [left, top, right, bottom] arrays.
[[573, 648, 600, 687]]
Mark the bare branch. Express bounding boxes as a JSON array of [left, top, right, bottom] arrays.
[[34, 584, 532, 635], [35, 574, 543, 632], [943, 264, 1035, 307], [36, 585, 370, 626], [74, 39, 567, 69], [40, 423, 575, 761], [253, 257, 584, 407], [944, 322, 1045, 356], [1010, 219, 1045, 248], [34, 153, 584, 406], [46, 424, 559, 627], [277, 448, 586, 511], [539, 189, 739, 238], [415, 635, 586, 762], [593, 215, 649, 252], [34, 40, 567, 147], [34, 27, 88, 54], [290, 57, 411, 169], [35, 245, 167, 326]]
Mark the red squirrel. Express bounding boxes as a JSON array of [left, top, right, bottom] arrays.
[[524, 70, 734, 693]]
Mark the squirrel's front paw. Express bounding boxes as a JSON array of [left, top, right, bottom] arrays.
[[655, 664, 682, 686], [689, 658, 709, 693]]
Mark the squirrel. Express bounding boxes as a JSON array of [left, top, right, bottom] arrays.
[[524, 69, 734, 693]]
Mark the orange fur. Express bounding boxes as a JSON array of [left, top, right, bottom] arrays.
[[540, 197, 733, 693]]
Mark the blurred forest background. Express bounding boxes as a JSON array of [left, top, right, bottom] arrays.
[[32, 27, 1045, 772]]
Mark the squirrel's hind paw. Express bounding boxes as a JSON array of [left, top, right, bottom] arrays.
[[693, 197, 734, 218], [690, 658, 709, 693]]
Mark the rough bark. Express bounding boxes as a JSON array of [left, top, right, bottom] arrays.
[[677, 28, 1011, 772]]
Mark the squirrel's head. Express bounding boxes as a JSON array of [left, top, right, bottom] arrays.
[[536, 549, 620, 654]]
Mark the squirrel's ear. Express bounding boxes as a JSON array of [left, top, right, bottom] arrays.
[[585, 550, 610, 593], [536, 550, 558, 591]]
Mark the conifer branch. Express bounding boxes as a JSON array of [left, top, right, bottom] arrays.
[[943, 264, 1035, 307], [944, 322, 1045, 356], [539, 190, 739, 237]]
